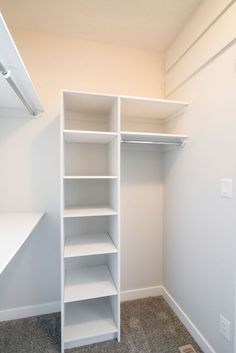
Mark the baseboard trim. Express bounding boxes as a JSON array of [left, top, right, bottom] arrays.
[[0, 301, 61, 322], [121, 285, 163, 302], [0, 287, 218, 353], [162, 287, 217, 353]]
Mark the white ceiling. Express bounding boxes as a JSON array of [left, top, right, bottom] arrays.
[[0, 0, 203, 52]]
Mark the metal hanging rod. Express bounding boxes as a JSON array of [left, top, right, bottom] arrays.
[[0, 62, 39, 116], [121, 139, 183, 146]]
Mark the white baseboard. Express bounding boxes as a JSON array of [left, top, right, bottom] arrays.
[[0, 301, 61, 322], [121, 285, 163, 301], [124, 285, 217, 353], [0, 287, 217, 353], [162, 287, 217, 353]]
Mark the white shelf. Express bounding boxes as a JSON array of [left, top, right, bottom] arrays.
[[64, 176, 118, 180], [64, 265, 117, 303], [0, 212, 44, 274], [64, 130, 118, 144], [0, 14, 43, 118], [64, 298, 117, 345], [121, 131, 188, 146], [64, 206, 118, 218], [121, 96, 189, 120], [64, 233, 117, 258]]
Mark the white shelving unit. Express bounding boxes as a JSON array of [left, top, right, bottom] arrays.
[[0, 212, 44, 274], [61, 91, 120, 351], [61, 90, 189, 351]]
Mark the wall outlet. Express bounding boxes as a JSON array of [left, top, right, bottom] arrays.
[[219, 314, 230, 341]]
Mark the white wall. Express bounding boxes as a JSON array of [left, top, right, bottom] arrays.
[[164, 1, 236, 353], [121, 144, 163, 293], [0, 29, 164, 315], [165, 0, 235, 96]]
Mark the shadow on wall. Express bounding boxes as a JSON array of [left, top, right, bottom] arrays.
[[121, 144, 164, 184], [30, 114, 60, 213], [30, 114, 61, 303], [0, 217, 58, 311], [0, 116, 29, 143], [0, 112, 61, 314]]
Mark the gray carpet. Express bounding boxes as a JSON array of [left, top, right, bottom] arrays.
[[0, 296, 203, 353]]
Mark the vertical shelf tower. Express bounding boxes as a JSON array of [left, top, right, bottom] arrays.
[[60, 90, 189, 351], [61, 91, 120, 351]]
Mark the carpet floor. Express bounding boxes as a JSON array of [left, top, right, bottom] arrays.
[[0, 296, 203, 353]]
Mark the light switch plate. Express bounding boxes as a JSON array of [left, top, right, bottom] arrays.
[[220, 314, 230, 341], [220, 178, 232, 198]]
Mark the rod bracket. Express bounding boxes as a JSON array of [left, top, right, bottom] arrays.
[[1, 68, 11, 79], [180, 138, 188, 148]]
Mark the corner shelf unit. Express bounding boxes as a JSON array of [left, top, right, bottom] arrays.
[[60, 90, 189, 351]]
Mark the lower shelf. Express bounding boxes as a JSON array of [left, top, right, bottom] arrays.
[[64, 233, 118, 258], [64, 265, 117, 303], [64, 298, 118, 347], [64, 206, 118, 218]]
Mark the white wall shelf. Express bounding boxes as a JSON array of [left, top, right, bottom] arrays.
[[64, 130, 118, 144], [121, 96, 189, 121], [64, 176, 118, 180], [64, 233, 117, 258], [64, 265, 117, 303], [0, 212, 44, 274], [121, 131, 188, 146], [64, 298, 118, 348], [64, 207, 118, 218], [0, 13, 43, 118]]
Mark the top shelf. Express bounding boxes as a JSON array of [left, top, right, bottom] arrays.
[[0, 13, 43, 118], [62, 90, 189, 136], [120, 96, 189, 121]]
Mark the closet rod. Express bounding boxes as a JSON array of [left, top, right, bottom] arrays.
[[0, 62, 39, 116], [121, 140, 183, 146]]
